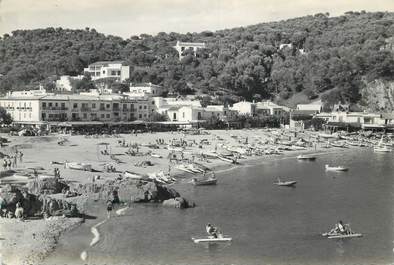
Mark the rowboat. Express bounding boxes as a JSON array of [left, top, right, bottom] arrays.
[[274, 179, 297, 187], [192, 177, 217, 186], [297, 155, 316, 161], [192, 237, 232, 243], [325, 165, 348, 171]]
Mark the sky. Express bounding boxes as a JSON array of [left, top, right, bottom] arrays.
[[0, 0, 393, 38]]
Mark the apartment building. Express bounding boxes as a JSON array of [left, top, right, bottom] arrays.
[[83, 61, 130, 81], [126, 83, 166, 97]]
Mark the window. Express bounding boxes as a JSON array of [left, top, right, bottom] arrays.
[[123, 104, 127, 110], [173, 113, 177, 120], [92, 103, 96, 109], [117, 71, 121, 76], [55, 102, 58, 107], [42, 113, 46, 120], [130, 104, 134, 111], [144, 105, 147, 109], [111, 71, 116, 75], [139, 106, 142, 110], [144, 114, 147, 118], [73, 103, 78, 109], [139, 114, 142, 119], [42, 102, 46, 108], [182, 112, 185, 118], [100, 103, 105, 109], [101, 114, 105, 118], [48, 102, 53, 107], [83, 113, 87, 119], [152, 101, 155, 105], [61, 103, 65, 109], [106, 104, 110, 109], [106, 114, 110, 118]]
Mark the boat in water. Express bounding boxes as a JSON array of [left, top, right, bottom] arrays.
[[192, 236, 232, 243], [274, 178, 297, 187], [297, 155, 316, 161], [373, 136, 392, 153], [192, 176, 217, 186], [322, 232, 363, 239], [325, 164, 348, 172]]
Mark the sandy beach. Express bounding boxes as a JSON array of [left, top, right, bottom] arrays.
[[0, 128, 359, 265]]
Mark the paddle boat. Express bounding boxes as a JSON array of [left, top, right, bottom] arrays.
[[322, 223, 362, 239], [297, 154, 316, 161], [325, 164, 348, 172], [192, 236, 232, 243], [274, 178, 297, 187]]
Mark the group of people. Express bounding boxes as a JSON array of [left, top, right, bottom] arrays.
[[0, 202, 24, 220], [2, 151, 23, 170], [330, 220, 351, 235]]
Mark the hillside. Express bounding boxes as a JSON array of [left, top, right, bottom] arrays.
[[0, 11, 393, 109]]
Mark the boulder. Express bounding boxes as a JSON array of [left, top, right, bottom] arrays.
[[162, 197, 195, 209]]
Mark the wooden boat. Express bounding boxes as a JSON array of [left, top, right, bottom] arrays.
[[192, 237, 232, 243], [297, 155, 316, 161], [274, 178, 297, 187], [192, 177, 217, 186], [325, 164, 348, 171], [330, 142, 348, 148]]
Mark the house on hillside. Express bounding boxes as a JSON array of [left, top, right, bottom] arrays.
[[83, 61, 130, 82], [173, 41, 206, 60], [255, 101, 290, 117]]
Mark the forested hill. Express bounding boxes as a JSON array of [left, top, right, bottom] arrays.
[[0, 11, 393, 110]]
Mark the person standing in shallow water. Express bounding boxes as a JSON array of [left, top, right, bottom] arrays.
[[106, 200, 113, 219]]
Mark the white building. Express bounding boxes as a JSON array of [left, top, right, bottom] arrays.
[[167, 106, 204, 122], [230, 101, 256, 116], [83, 61, 130, 81], [315, 111, 390, 129], [0, 89, 155, 125], [173, 41, 206, 60], [55, 75, 84, 92], [297, 100, 323, 113], [255, 101, 290, 117], [126, 83, 166, 97]]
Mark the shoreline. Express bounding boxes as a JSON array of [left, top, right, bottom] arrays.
[[0, 129, 366, 265]]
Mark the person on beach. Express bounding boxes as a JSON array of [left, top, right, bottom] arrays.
[[106, 200, 113, 219], [15, 202, 24, 221], [205, 223, 218, 238]]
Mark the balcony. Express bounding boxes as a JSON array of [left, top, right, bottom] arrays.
[[42, 107, 68, 111]]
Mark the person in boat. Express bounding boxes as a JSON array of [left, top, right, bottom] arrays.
[[333, 220, 346, 234], [205, 223, 218, 238]]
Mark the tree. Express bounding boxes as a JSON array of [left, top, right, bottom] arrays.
[[0, 107, 12, 125]]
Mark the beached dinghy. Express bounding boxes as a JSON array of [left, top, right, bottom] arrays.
[[192, 237, 232, 243], [325, 164, 348, 171]]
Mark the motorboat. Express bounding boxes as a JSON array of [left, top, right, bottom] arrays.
[[325, 164, 348, 171], [322, 232, 363, 239], [123, 171, 148, 180], [297, 155, 316, 161], [274, 178, 297, 187]]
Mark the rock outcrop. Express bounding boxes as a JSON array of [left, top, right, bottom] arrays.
[[360, 79, 394, 111]]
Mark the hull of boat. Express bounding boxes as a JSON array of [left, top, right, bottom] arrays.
[[192, 179, 217, 186], [326, 233, 362, 239], [192, 237, 232, 243], [274, 181, 296, 186]]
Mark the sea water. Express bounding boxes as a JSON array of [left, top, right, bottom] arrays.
[[44, 149, 394, 265]]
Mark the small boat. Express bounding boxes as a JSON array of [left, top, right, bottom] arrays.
[[374, 146, 392, 152], [150, 153, 163, 158], [123, 171, 147, 180], [297, 155, 316, 161], [192, 177, 217, 186], [66, 162, 92, 171], [322, 231, 362, 239], [330, 142, 348, 148], [192, 237, 232, 243], [325, 164, 348, 172], [274, 178, 297, 187]]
